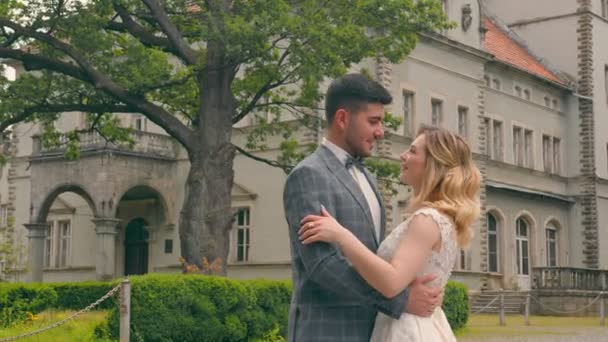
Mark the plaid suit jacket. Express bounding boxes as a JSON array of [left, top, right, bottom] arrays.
[[283, 145, 408, 342]]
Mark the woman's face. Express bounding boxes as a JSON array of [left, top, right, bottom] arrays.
[[400, 134, 427, 191]]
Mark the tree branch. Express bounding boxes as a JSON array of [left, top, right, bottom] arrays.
[[0, 18, 193, 148], [233, 144, 293, 173], [107, 3, 179, 56], [141, 0, 198, 65], [0, 47, 89, 80], [0, 103, 139, 133], [232, 53, 296, 124]]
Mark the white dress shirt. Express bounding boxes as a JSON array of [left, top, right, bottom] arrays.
[[322, 138, 382, 240]]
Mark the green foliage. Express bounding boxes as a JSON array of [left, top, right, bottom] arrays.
[[48, 281, 119, 311], [0, 284, 57, 327], [442, 281, 470, 331], [0, 0, 451, 159], [105, 274, 291, 342]]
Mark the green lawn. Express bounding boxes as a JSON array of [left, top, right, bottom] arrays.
[[457, 314, 605, 339], [0, 311, 603, 341], [0, 310, 114, 342]]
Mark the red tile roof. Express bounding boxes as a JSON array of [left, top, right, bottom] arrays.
[[483, 17, 565, 85]]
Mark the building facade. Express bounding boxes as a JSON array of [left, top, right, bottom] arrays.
[[0, 0, 606, 291]]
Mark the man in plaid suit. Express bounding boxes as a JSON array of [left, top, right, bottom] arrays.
[[283, 74, 442, 341]]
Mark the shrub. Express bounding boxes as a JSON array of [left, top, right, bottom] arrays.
[[106, 274, 291, 342], [442, 281, 469, 330], [0, 284, 57, 327], [48, 281, 118, 310]]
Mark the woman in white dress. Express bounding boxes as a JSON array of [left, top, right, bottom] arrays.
[[298, 126, 481, 341]]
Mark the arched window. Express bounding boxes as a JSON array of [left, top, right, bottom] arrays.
[[546, 223, 558, 267], [515, 218, 530, 275], [487, 213, 499, 273]]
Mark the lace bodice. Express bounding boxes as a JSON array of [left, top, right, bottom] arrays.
[[377, 207, 458, 289]]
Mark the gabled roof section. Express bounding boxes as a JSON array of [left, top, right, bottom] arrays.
[[483, 16, 567, 86]]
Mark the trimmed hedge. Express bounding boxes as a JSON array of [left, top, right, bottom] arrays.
[[105, 274, 290, 342], [0, 284, 57, 327], [0, 276, 469, 338], [442, 280, 469, 330], [49, 281, 118, 310]]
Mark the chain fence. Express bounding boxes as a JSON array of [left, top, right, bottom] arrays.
[[0, 279, 130, 342]]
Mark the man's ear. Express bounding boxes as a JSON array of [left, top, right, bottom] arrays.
[[334, 108, 349, 130]]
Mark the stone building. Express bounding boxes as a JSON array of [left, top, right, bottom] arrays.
[[0, 0, 606, 291]]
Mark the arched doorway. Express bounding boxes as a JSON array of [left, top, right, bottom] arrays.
[[124, 218, 149, 275]]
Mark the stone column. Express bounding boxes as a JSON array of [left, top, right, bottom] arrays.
[[92, 218, 121, 281], [24, 223, 50, 282]]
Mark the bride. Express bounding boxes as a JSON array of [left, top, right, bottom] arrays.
[[299, 126, 480, 341]]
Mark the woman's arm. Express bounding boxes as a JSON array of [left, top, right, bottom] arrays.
[[300, 209, 441, 298]]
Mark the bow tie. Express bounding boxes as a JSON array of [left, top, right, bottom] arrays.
[[345, 156, 365, 170]]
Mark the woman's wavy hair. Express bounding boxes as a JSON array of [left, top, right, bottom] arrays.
[[407, 125, 481, 247]]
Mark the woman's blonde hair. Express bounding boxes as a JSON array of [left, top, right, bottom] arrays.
[[407, 125, 481, 247]]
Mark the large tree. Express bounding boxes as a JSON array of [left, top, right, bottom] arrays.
[[0, 0, 450, 273]]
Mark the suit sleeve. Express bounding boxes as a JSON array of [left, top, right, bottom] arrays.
[[283, 165, 408, 318]]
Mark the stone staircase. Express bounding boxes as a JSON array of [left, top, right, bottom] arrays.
[[469, 290, 529, 314]]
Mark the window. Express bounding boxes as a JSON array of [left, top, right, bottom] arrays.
[[431, 99, 443, 126], [484, 75, 490, 87], [524, 129, 533, 168], [546, 225, 558, 267], [0, 205, 7, 227], [488, 213, 499, 273], [542, 135, 561, 174], [458, 106, 468, 138], [134, 116, 147, 131], [514, 126, 533, 168], [516, 218, 530, 275], [484, 117, 505, 161], [483, 118, 491, 157], [43, 220, 71, 268], [524, 89, 531, 101], [543, 135, 552, 173], [552, 138, 561, 174], [459, 249, 468, 270], [544, 96, 551, 107], [403, 91, 414, 136], [58, 220, 70, 268], [492, 78, 501, 90], [234, 208, 251, 262], [44, 222, 53, 268], [164, 239, 173, 254], [605, 65, 608, 104], [514, 86, 522, 98], [513, 126, 522, 166], [492, 120, 503, 161], [552, 99, 559, 110]]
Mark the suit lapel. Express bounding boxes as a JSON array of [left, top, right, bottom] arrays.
[[318, 146, 379, 247]]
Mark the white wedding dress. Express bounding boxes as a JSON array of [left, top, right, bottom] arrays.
[[370, 207, 458, 342]]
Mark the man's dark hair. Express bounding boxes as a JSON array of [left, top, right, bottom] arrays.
[[325, 73, 392, 124]]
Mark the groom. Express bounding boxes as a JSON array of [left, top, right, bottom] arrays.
[[283, 73, 442, 342]]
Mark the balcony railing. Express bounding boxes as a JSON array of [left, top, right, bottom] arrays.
[[532, 267, 608, 291], [32, 131, 178, 159]]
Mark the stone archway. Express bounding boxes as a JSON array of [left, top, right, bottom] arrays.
[[27, 184, 98, 282], [115, 185, 169, 276]]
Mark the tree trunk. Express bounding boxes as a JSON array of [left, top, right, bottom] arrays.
[[179, 16, 236, 274], [179, 142, 235, 275]]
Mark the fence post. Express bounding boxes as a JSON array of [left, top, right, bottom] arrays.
[[524, 293, 530, 326], [499, 288, 505, 326], [120, 278, 131, 342], [600, 291, 605, 327]]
